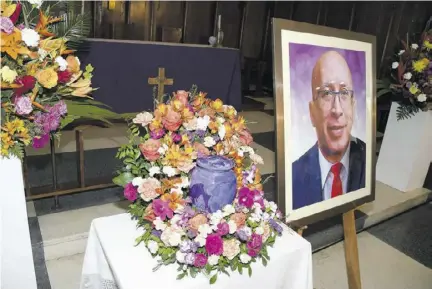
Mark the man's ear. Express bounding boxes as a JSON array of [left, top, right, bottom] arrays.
[[309, 101, 316, 128]]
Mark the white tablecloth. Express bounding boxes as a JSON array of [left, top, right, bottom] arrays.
[[0, 156, 37, 289], [80, 213, 313, 289]]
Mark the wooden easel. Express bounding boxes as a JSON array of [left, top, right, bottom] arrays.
[[297, 209, 361, 289]]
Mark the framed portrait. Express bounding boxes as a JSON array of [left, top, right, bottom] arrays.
[[272, 19, 377, 227]]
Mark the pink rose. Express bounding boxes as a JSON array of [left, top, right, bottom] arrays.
[[177, 161, 196, 173], [162, 106, 182, 131], [188, 214, 208, 233], [139, 139, 161, 162], [230, 213, 247, 228], [138, 177, 161, 202], [193, 142, 210, 157], [174, 90, 189, 106], [238, 129, 253, 145], [143, 204, 156, 222], [222, 239, 240, 260]]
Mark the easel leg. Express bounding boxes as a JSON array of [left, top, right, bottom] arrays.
[[343, 210, 362, 289], [75, 130, 85, 188], [50, 135, 60, 209], [296, 226, 308, 236]]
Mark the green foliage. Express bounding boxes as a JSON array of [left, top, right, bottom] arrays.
[[376, 78, 393, 98], [209, 274, 218, 285], [396, 104, 420, 121], [112, 171, 135, 188], [83, 64, 95, 80]]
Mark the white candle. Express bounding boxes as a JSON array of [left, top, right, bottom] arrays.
[[218, 15, 221, 30]]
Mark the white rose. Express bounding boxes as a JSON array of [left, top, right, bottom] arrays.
[[227, 220, 237, 234], [204, 136, 216, 147], [198, 223, 213, 236], [160, 226, 183, 247], [153, 217, 167, 231], [162, 166, 178, 177], [208, 255, 220, 266], [55, 56, 68, 71], [149, 166, 161, 177], [157, 144, 168, 155], [197, 115, 210, 130], [27, 0, 43, 8], [250, 153, 264, 165], [417, 94, 427, 102], [132, 177, 144, 187], [411, 43, 419, 50], [222, 204, 236, 216], [133, 111, 153, 127], [210, 210, 224, 225], [183, 118, 198, 131], [170, 214, 183, 226], [176, 251, 186, 263], [268, 201, 278, 212], [194, 234, 206, 247], [239, 253, 252, 264], [218, 123, 226, 140], [255, 226, 264, 235], [391, 62, 399, 69], [147, 240, 159, 254], [403, 72, 412, 80], [21, 28, 40, 47], [262, 212, 270, 221], [398, 50, 405, 56]]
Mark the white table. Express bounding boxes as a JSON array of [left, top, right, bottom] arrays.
[[80, 213, 313, 289]]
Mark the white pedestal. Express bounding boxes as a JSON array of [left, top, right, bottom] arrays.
[[0, 156, 37, 289], [376, 103, 432, 192]]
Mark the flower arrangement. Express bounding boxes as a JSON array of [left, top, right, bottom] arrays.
[[380, 18, 432, 120], [114, 86, 284, 284], [1, 0, 119, 159]]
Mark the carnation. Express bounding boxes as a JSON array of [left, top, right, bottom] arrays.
[[147, 240, 159, 254], [55, 56, 68, 71], [21, 28, 40, 47]]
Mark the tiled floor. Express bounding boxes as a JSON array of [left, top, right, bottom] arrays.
[[22, 104, 432, 288]]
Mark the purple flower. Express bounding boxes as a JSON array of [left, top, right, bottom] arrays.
[[216, 222, 229, 236], [32, 133, 50, 149], [52, 100, 67, 116], [0, 16, 14, 34], [180, 240, 194, 253], [205, 234, 223, 255], [151, 230, 162, 238], [194, 253, 207, 268], [152, 199, 173, 221], [186, 229, 197, 239], [195, 130, 206, 138], [14, 96, 33, 115], [247, 233, 263, 249], [185, 253, 196, 265], [43, 113, 61, 133], [236, 227, 251, 242], [171, 133, 182, 143], [182, 206, 196, 219], [16, 23, 25, 30], [123, 182, 137, 201], [238, 187, 254, 208], [269, 219, 283, 235], [213, 136, 220, 143], [150, 129, 165, 139]]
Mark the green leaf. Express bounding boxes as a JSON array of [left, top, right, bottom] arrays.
[[60, 115, 80, 129], [248, 265, 252, 277], [238, 264, 243, 275], [209, 274, 218, 284], [262, 257, 268, 267], [189, 267, 197, 278], [112, 172, 135, 187], [177, 272, 186, 280]]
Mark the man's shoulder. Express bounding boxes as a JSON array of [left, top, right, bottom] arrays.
[[350, 137, 366, 154], [293, 144, 318, 173]]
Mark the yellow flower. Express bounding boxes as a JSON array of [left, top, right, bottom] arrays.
[[412, 58, 429, 73], [36, 68, 58, 89], [409, 84, 420, 95], [424, 40, 432, 50], [0, 66, 18, 83], [210, 99, 224, 112], [4, 119, 25, 135], [1, 132, 14, 156]]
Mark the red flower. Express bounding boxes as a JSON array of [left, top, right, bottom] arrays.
[[57, 70, 72, 84], [13, 76, 36, 95], [9, 3, 21, 24]]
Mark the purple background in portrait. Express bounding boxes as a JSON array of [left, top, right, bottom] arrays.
[[289, 43, 366, 161]]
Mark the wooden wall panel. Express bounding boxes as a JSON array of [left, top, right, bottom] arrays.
[[217, 1, 243, 48], [324, 2, 355, 30], [183, 1, 214, 44], [241, 1, 267, 59], [291, 1, 321, 25], [128, 0, 151, 40], [154, 1, 184, 41]]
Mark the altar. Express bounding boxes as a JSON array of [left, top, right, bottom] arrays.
[[80, 214, 313, 289]]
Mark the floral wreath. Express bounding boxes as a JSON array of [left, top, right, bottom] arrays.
[[114, 86, 284, 284]]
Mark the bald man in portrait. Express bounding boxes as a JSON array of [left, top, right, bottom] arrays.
[[292, 51, 366, 210]]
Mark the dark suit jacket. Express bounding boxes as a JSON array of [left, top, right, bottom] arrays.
[[292, 137, 366, 210]]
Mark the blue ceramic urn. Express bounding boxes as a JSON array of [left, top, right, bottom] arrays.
[[189, 155, 237, 213]]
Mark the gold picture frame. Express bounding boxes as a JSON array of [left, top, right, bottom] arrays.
[[272, 18, 377, 227]]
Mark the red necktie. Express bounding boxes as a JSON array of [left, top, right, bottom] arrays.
[[331, 162, 343, 198]]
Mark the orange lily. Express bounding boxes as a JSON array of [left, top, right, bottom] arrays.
[[210, 98, 224, 112], [0, 29, 31, 60], [160, 178, 182, 194], [161, 191, 185, 211]]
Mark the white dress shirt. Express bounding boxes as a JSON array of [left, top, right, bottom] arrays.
[[318, 144, 350, 201]]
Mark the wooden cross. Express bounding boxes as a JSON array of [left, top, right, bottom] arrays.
[[148, 67, 174, 103]]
